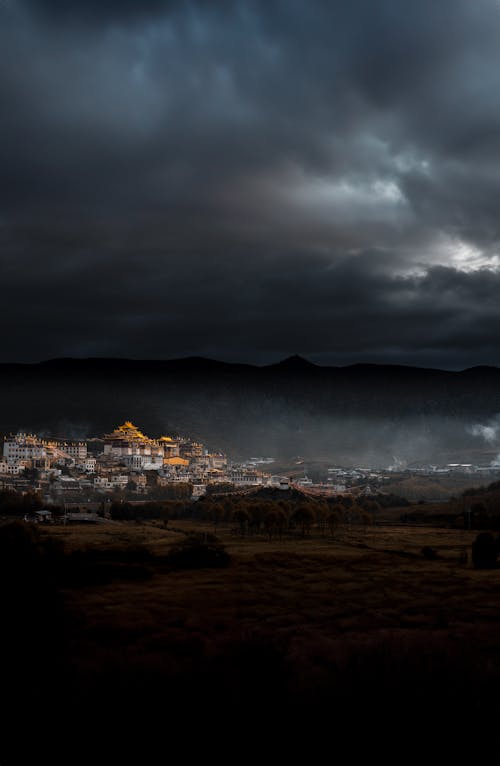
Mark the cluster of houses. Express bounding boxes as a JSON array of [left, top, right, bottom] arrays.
[[0, 422, 288, 503], [6, 423, 497, 509]]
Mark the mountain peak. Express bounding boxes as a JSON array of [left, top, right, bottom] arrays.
[[270, 355, 317, 369]]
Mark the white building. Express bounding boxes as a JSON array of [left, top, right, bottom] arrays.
[[103, 422, 173, 463], [80, 457, 97, 472], [229, 470, 264, 486], [193, 453, 227, 471], [0, 460, 26, 475], [268, 476, 290, 490], [3, 432, 87, 467], [3, 433, 46, 462], [297, 477, 313, 487], [61, 442, 87, 461], [191, 483, 206, 498], [123, 454, 164, 471], [94, 476, 112, 490], [93, 474, 129, 491]]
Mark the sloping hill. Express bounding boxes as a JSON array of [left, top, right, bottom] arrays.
[[0, 356, 499, 465]]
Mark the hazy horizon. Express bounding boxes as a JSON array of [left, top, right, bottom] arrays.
[[2, 352, 500, 374]]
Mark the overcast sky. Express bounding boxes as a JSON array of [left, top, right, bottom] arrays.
[[2, 0, 500, 367]]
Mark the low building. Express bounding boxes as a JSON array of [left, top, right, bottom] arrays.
[[268, 476, 290, 490], [60, 442, 88, 461], [192, 483, 206, 498], [229, 470, 264, 486], [3, 433, 47, 462], [0, 461, 26, 475]]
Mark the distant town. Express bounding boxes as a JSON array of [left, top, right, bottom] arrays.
[[0, 422, 289, 507], [2, 420, 500, 513]]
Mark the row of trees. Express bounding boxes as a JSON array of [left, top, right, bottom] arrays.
[[197, 495, 378, 539], [107, 490, 381, 536], [402, 481, 500, 529], [117, 476, 193, 501], [109, 500, 188, 521]]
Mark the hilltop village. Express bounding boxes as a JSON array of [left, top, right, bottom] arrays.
[[3, 420, 500, 512], [0, 422, 283, 505]]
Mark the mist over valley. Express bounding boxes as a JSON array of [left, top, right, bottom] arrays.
[[3, 356, 500, 469]]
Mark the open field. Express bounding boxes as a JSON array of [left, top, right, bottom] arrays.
[[3, 518, 500, 763]]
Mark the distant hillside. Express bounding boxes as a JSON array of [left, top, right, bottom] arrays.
[[1, 356, 500, 466]]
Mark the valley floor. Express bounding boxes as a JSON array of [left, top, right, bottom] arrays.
[[3, 519, 500, 763]]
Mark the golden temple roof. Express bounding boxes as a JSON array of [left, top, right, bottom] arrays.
[[106, 422, 149, 441], [164, 457, 189, 466]]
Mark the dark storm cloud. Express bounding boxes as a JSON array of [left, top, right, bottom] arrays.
[[2, 0, 500, 365], [25, 0, 179, 25]]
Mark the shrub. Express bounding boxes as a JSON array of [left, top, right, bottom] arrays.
[[421, 546, 438, 560], [58, 543, 154, 586], [0, 521, 64, 661], [166, 533, 231, 570], [0, 521, 61, 579], [458, 549, 468, 565], [471, 532, 498, 569], [291, 505, 315, 536]]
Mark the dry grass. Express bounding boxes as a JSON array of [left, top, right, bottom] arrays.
[[38, 520, 497, 658], [10, 519, 498, 763]]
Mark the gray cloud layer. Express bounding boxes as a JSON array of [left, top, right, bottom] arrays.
[[2, 0, 500, 365]]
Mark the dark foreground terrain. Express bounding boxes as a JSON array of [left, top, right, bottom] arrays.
[[1, 518, 499, 764]]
